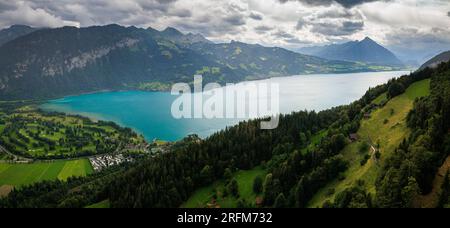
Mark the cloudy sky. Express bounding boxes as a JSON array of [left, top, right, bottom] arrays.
[[1, 0, 450, 61]]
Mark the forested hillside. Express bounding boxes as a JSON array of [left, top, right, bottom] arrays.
[[0, 62, 448, 208]]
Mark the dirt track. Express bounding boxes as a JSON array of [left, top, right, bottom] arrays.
[[415, 156, 450, 208], [0, 185, 14, 197]]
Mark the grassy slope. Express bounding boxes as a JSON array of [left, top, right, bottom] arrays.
[[308, 79, 431, 207], [0, 159, 93, 187], [86, 200, 111, 208], [372, 92, 387, 105], [182, 167, 267, 208], [301, 130, 328, 155]]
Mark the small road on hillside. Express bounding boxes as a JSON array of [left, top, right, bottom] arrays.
[[370, 146, 376, 154], [0, 144, 32, 163], [367, 136, 379, 162]]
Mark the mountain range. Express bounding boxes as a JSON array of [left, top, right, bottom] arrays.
[[299, 37, 404, 67], [0, 25, 401, 100], [0, 25, 40, 47]]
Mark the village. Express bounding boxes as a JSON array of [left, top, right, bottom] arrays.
[[89, 139, 173, 172], [89, 154, 132, 172]]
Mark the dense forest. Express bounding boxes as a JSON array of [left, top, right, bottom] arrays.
[[0, 62, 448, 208]]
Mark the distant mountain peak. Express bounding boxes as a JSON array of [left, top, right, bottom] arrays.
[[164, 26, 178, 31], [162, 27, 183, 37], [362, 36, 374, 42], [9, 24, 33, 29], [159, 27, 212, 45], [359, 37, 381, 47], [299, 36, 403, 67], [0, 25, 40, 47]]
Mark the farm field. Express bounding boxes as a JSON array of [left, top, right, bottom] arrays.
[[182, 167, 267, 208], [0, 159, 93, 188], [308, 79, 431, 207]]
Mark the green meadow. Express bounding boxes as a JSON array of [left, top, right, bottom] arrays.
[[308, 79, 431, 207], [182, 167, 267, 208], [0, 159, 93, 188], [86, 200, 111, 208]]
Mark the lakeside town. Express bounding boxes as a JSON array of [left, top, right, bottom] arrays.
[[0, 138, 173, 172], [89, 139, 173, 172]]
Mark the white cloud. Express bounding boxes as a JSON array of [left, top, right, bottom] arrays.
[[0, 1, 79, 28], [0, 0, 449, 53]]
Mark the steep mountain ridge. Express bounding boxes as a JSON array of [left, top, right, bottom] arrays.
[[419, 50, 450, 70]]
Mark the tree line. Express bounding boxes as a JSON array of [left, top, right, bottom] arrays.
[[0, 63, 443, 208]]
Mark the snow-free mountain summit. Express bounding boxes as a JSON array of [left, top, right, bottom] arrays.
[[300, 37, 404, 67]]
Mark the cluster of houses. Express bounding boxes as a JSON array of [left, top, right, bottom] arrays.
[[89, 153, 133, 172], [89, 140, 174, 172]]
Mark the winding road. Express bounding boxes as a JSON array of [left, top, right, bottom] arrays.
[[0, 144, 32, 162]]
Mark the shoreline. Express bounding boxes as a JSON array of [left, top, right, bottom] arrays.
[[0, 70, 412, 103], [40, 70, 412, 102], [1, 70, 413, 165], [38, 70, 409, 143]]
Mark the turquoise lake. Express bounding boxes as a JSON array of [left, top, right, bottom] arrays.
[[41, 71, 409, 141]]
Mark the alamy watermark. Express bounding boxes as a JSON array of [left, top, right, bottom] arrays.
[[171, 75, 280, 129]]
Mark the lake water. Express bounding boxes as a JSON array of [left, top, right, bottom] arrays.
[[41, 71, 409, 141]]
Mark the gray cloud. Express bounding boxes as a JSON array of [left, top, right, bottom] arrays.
[[271, 30, 312, 45], [0, 0, 183, 28], [171, 11, 247, 37], [387, 27, 450, 48], [254, 25, 273, 34], [249, 12, 263, 20], [311, 20, 364, 36], [224, 15, 246, 26], [0, 0, 448, 52], [0, 1, 16, 13], [316, 8, 361, 19], [386, 26, 450, 64], [273, 30, 296, 39], [278, 0, 389, 8], [169, 8, 192, 18], [341, 21, 364, 34], [295, 7, 364, 36], [296, 18, 307, 30]]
